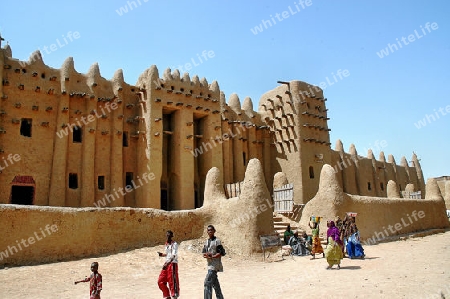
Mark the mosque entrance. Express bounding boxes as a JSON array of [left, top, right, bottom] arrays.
[[10, 176, 36, 205], [10, 186, 34, 205]]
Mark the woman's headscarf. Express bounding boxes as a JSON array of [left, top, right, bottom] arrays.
[[327, 220, 343, 245]]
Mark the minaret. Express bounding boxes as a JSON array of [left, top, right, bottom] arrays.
[[411, 152, 426, 196], [279, 81, 331, 203]]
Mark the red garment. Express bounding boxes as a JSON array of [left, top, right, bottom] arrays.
[[81, 272, 102, 299], [158, 263, 179, 298]]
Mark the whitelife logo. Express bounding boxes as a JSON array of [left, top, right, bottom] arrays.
[[0, 224, 58, 261], [376, 22, 438, 58]]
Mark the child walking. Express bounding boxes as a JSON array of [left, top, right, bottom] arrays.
[[74, 262, 102, 299]]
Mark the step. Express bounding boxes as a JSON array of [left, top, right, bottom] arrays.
[[275, 229, 298, 236], [274, 225, 294, 230], [274, 223, 298, 228]]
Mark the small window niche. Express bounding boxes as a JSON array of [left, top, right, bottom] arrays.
[[123, 131, 129, 147], [98, 176, 105, 190], [126, 172, 133, 189], [309, 166, 314, 179], [20, 118, 32, 137], [69, 173, 78, 189], [73, 126, 82, 143]]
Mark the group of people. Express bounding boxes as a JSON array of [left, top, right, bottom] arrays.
[[282, 214, 365, 269], [75, 224, 225, 299], [336, 214, 366, 259], [74, 217, 366, 297], [282, 225, 312, 256]]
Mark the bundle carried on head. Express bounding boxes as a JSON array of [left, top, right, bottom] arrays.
[[310, 216, 322, 223]]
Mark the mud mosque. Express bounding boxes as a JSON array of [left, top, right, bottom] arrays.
[[1, 39, 450, 267], [0, 42, 430, 210]]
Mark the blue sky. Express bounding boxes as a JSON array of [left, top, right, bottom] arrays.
[[1, 0, 449, 181]]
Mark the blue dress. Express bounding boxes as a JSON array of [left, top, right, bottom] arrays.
[[346, 232, 365, 258]]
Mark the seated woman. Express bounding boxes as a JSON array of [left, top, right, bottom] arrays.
[[283, 224, 294, 245], [302, 231, 312, 252], [288, 231, 310, 256], [325, 220, 344, 269]]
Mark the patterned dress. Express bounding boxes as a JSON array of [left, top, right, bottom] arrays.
[[311, 227, 324, 254]]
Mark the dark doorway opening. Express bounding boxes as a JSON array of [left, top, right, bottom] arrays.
[[160, 189, 168, 211], [195, 190, 201, 208], [10, 185, 34, 205]]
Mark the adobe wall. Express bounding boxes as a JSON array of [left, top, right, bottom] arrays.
[[436, 179, 450, 209], [299, 164, 449, 241], [0, 205, 205, 266], [202, 159, 274, 256], [0, 159, 275, 266], [220, 92, 269, 187], [0, 45, 274, 210], [135, 67, 226, 209], [0, 50, 63, 206], [0, 47, 141, 208], [330, 141, 425, 198]]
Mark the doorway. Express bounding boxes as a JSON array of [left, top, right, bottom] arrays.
[[10, 176, 36, 205], [10, 185, 34, 205]]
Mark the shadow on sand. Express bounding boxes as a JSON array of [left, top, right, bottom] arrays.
[[338, 265, 361, 270]]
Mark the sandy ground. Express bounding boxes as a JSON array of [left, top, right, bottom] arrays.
[[0, 230, 449, 299]]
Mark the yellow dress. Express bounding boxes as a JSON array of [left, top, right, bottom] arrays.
[[325, 237, 343, 266]]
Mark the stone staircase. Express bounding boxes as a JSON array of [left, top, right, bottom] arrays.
[[273, 215, 297, 245], [273, 214, 327, 246]]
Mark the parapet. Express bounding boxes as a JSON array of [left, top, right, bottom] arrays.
[[1, 45, 137, 97]]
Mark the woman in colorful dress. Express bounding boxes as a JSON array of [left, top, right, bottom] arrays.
[[345, 216, 365, 259], [335, 216, 345, 255], [308, 221, 324, 259], [325, 220, 344, 269]]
